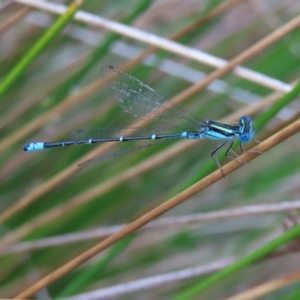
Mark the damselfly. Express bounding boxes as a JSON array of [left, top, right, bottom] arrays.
[[24, 65, 256, 175]]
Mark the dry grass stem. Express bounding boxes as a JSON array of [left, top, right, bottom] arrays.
[[2, 199, 300, 254], [224, 269, 300, 300], [14, 0, 293, 92], [14, 117, 300, 299]]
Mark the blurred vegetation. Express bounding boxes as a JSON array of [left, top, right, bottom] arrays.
[[0, 0, 300, 299]]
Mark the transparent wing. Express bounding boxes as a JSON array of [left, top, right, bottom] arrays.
[[78, 139, 173, 167], [101, 65, 202, 126]]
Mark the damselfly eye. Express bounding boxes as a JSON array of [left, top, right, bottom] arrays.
[[239, 132, 252, 143]]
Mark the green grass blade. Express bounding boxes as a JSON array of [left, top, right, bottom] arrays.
[[283, 286, 300, 300], [174, 224, 300, 300], [51, 0, 152, 104], [255, 80, 300, 129], [0, 0, 83, 97], [57, 235, 135, 297]]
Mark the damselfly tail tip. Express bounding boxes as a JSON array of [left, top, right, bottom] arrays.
[[23, 144, 30, 152], [23, 142, 44, 152]]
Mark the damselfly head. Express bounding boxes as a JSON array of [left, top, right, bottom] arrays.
[[238, 116, 255, 143]]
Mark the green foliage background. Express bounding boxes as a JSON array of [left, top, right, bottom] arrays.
[[0, 1, 300, 299]]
